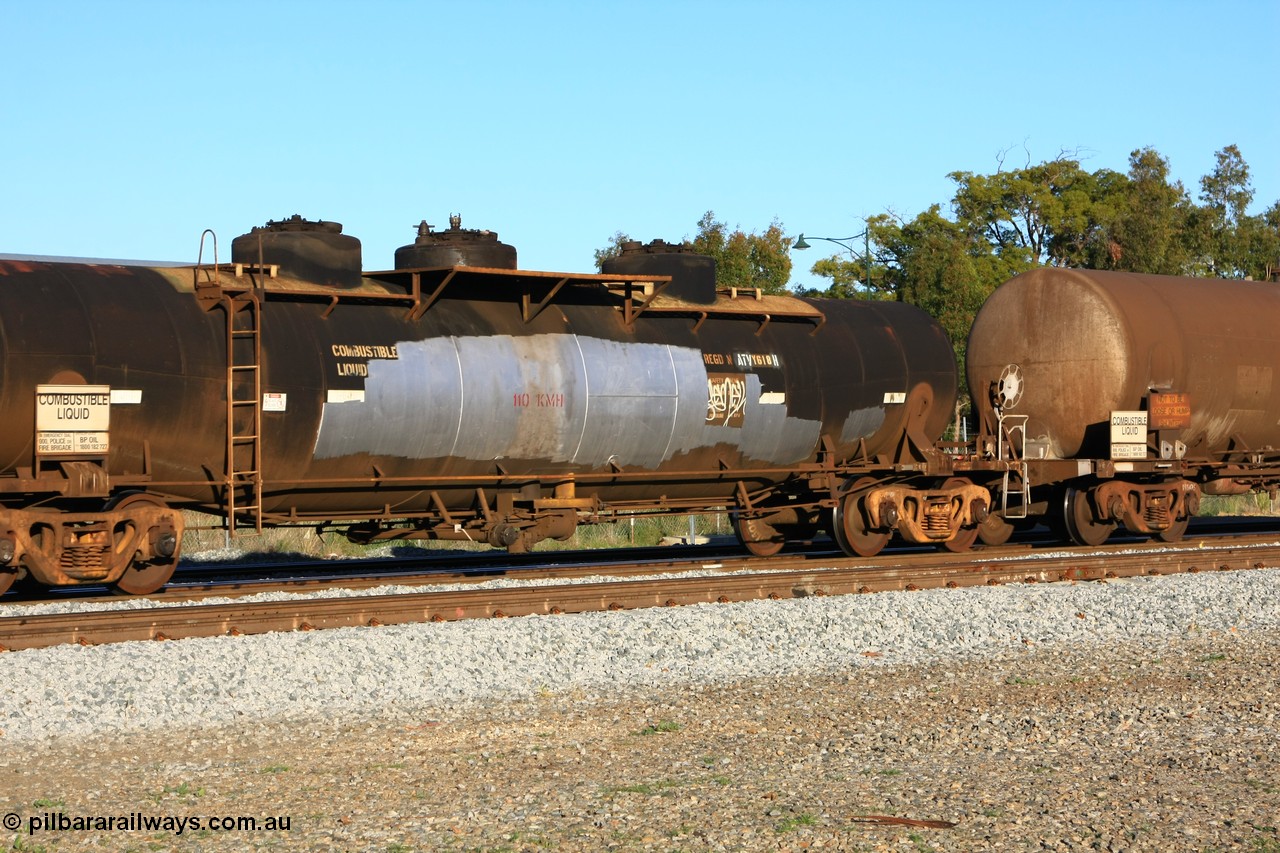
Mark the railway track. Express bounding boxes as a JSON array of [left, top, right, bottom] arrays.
[[12, 515, 1280, 607], [6, 540, 764, 606], [1, 529, 1276, 652]]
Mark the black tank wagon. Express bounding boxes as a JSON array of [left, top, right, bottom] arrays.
[[0, 216, 980, 594]]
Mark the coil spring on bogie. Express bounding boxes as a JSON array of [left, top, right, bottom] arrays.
[[60, 544, 110, 578], [1145, 497, 1171, 527], [923, 500, 951, 533]]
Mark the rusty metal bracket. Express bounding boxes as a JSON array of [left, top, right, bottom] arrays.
[[409, 270, 457, 321], [522, 277, 570, 323], [428, 491, 455, 525], [474, 488, 494, 523], [621, 279, 672, 327]]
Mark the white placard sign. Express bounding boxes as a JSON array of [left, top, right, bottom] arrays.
[[1109, 411, 1147, 442], [1109, 410, 1147, 461], [36, 384, 111, 456]]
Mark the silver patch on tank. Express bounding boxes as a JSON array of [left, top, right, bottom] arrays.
[[313, 334, 821, 467], [839, 406, 887, 444]]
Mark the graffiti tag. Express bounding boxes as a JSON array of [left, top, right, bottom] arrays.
[[706, 374, 747, 427]]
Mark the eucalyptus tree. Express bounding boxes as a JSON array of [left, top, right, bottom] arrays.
[[594, 211, 793, 295]]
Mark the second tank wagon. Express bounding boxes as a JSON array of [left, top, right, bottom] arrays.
[[0, 216, 982, 594]]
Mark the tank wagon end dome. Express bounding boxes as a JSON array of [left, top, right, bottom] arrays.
[[967, 266, 1280, 460], [394, 213, 518, 270], [600, 238, 717, 305], [966, 267, 1135, 459], [231, 214, 363, 288]]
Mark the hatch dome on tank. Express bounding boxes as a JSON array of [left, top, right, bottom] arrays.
[[394, 214, 518, 270], [601, 238, 717, 305], [231, 215, 363, 288]]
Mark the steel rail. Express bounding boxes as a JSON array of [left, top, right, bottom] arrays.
[[0, 537, 1274, 652], [12, 518, 1278, 607], [8, 545, 765, 606]]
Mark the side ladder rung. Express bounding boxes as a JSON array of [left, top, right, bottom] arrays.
[[223, 291, 264, 537]]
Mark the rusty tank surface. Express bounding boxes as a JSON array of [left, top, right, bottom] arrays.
[[967, 267, 1280, 547], [967, 268, 1280, 460], [0, 216, 972, 593]]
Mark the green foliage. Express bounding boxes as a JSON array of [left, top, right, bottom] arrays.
[[593, 230, 631, 270], [688, 211, 793, 294], [594, 211, 793, 294], [800, 143, 1279, 418], [595, 146, 1278, 423], [1186, 144, 1255, 278], [949, 151, 1096, 266], [1089, 148, 1195, 274]]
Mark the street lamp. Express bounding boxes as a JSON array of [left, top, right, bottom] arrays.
[[792, 228, 872, 293]]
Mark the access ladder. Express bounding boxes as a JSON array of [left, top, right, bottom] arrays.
[[195, 229, 266, 537], [223, 289, 264, 534]]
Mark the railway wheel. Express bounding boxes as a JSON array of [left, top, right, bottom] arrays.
[[1154, 514, 1190, 543], [941, 524, 979, 552], [976, 514, 1015, 546], [831, 482, 889, 558], [108, 493, 180, 596], [732, 512, 785, 557], [1062, 487, 1115, 547]]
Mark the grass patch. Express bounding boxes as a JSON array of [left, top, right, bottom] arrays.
[[636, 719, 683, 736], [775, 813, 817, 832], [149, 781, 205, 802], [1250, 834, 1280, 853], [602, 779, 684, 796], [181, 510, 734, 560], [8, 837, 52, 853], [1198, 494, 1280, 517]]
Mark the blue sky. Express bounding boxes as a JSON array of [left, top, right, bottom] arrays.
[[4, 0, 1276, 291]]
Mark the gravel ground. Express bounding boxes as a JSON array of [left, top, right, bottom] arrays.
[[1, 568, 1278, 851]]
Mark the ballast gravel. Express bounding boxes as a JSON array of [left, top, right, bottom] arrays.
[[1, 567, 1278, 851], [0, 567, 1276, 742]]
